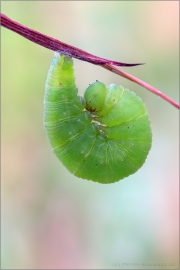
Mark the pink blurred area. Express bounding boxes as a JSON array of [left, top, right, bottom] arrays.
[[1, 1, 179, 269]]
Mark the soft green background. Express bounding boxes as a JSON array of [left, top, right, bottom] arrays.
[[1, 1, 179, 269]]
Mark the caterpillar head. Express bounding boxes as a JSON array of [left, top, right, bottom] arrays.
[[84, 81, 107, 112]]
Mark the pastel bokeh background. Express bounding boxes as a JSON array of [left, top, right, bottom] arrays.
[[1, 1, 179, 269]]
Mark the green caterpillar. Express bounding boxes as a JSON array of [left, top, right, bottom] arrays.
[[44, 53, 152, 184]]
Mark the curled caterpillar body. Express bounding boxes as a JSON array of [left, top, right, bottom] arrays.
[[44, 53, 152, 184]]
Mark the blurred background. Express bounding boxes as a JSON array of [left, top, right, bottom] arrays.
[[1, 1, 179, 269]]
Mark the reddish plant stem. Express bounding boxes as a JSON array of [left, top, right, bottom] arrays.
[[1, 13, 179, 109], [103, 64, 180, 109], [0, 13, 140, 67]]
